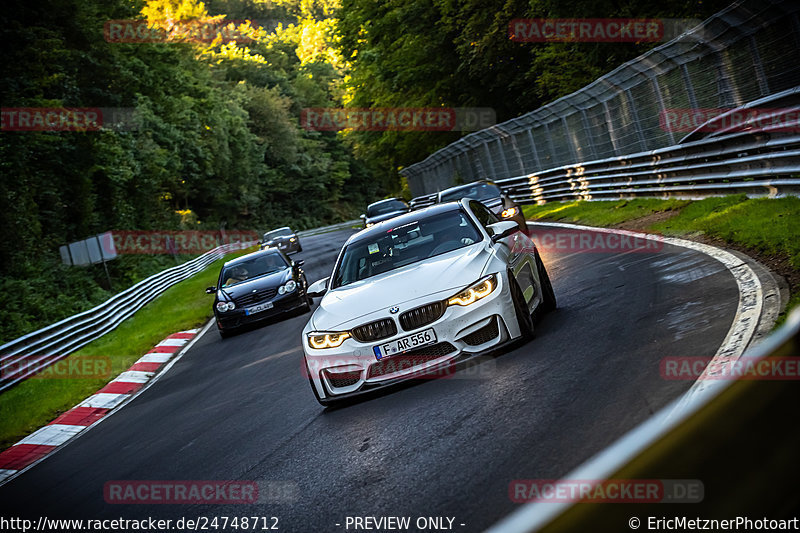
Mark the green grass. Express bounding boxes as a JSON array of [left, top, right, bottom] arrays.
[[521, 198, 691, 226], [523, 195, 800, 323], [649, 196, 800, 268], [0, 247, 254, 450]]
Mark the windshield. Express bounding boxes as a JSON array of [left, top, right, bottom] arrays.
[[367, 200, 408, 217], [439, 183, 502, 203], [264, 228, 293, 240], [220, 253, 288, 287], [332, 209, 481, 288]]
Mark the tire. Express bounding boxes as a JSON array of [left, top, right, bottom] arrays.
[[218, 327, 232, 339], [297, 244, 303, 253], [509, 274, 534, 339], [535, 252, 557, 312]]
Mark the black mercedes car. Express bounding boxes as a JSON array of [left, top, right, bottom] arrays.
[[437, 180, 527, 232], [206, 248, 311, 338], [360, 198, 410, 227], [261, 226, 302, 254]]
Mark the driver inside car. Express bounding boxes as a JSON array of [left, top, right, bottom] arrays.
[[225, 265, 249, 286]]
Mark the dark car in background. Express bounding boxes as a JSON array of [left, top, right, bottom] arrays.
[[437, 180, 527, 232], [261, 226, 302, 254], [361, 198, 410, 228], [206, 248, 311, 338]]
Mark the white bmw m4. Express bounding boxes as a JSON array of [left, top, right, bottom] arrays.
[[302, 198, 556, 405]]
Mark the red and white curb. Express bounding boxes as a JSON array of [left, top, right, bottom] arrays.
[[0, 329, 201, 484]]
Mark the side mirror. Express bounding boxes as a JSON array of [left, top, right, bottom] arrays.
[[488, 221, 519, 243], [360, 214, 366, 220], [293, 259, 305, 267], [307, 277, 329, 298], [205, 286, 217, 294]]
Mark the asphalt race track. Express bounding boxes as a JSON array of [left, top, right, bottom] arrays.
[[0, 224, 741, 531]]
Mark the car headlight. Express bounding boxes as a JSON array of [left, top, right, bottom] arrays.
[[216, 301, 235, 312], [501, 206, 520, 219], [307, 331, 351, 349], [290, 237, 296, 242], [278, 280, 297, 294], [447, 274, 497, 306]]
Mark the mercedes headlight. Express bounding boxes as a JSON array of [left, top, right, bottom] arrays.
[[216, 301, 236, 312], [307, 331, 351, 349], [447, 274, 497, 306], [278, 280, 297, 294]]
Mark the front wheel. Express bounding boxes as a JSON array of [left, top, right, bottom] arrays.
[[535, 252, 557, 312], [510, 274, 534, 339]]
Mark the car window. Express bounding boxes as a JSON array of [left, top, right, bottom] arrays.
[[367, 200, 408, 216], [439, 183, 502, 202], [221, 253, 288, 287], [332, 209, 481, 288], [264, 228, 293, 239], [469, 200, 500, 230]]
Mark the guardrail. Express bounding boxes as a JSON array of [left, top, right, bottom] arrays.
[[0, 241, 256, 392], [0, 220, 361, 393], [489, 306, 800, 532], [409, 110, 800, 208], [400, 0, 800, 197], [297, 219, 360, 237]]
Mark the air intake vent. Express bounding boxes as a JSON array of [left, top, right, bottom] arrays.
[[233, 287, 278, 307], [367, 342, 457, 379], [323, 369, 361, 388], [462, 318, 500, 346], [351, 318, 398, 342], [399, 301, 446, 331]]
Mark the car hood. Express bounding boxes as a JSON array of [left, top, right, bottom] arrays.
[[219, 269, 290, 300], [311, 243, 492, 330], [365, 211, 406, 225]]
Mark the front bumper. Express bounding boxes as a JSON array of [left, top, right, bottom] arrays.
[[216, 290, 306, 330], [303, 273, 521, 400], [261, 240, 300, 254]]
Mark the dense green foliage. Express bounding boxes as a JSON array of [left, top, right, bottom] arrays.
[[1, 0, 737, 343], [336, 0, 733, 182], [0, 0, 373, 342]]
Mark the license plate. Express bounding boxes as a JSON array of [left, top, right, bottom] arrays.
[[245, 302, 273, 316], [373, 328, 437, 360]]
